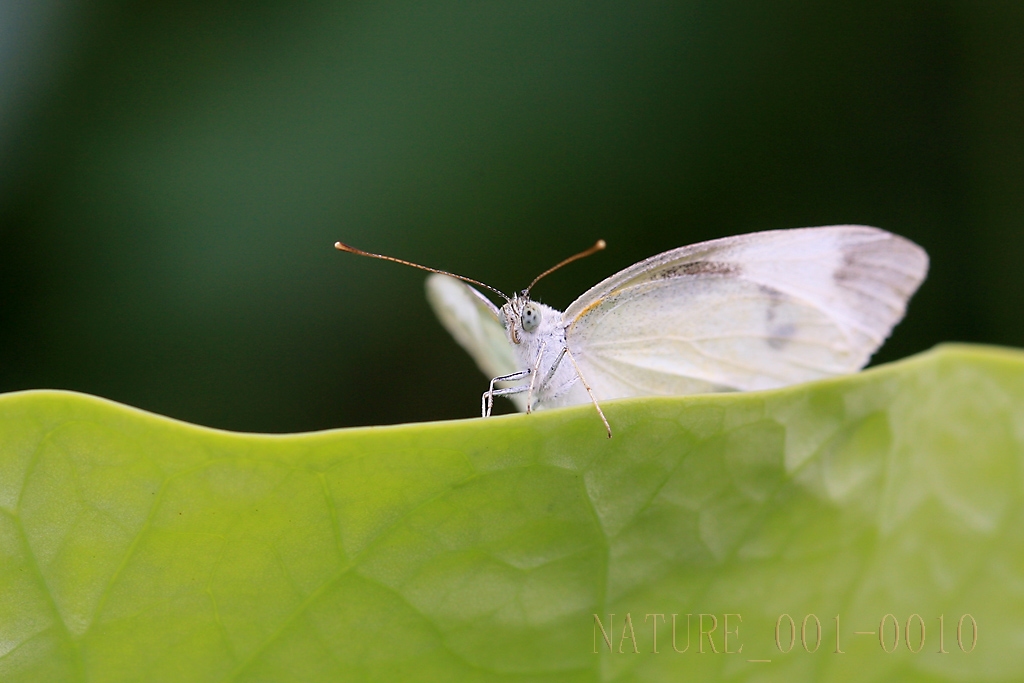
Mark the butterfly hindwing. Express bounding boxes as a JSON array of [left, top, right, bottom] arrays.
[[425, 274, 527, 410]]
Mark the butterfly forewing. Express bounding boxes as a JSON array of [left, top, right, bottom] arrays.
[[563, 226, 928, 399]]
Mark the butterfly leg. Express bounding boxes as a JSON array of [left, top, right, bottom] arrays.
[[524, 345, 574, 411], [482, 385, 531, 417], [562, 346, 612, 438], [482, 370, 531, 417], [537, 347, 567, 391], [522, 346, 610, 437], [525, 340, 548, 414]]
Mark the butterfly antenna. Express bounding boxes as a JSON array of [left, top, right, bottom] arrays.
[[526, 240, 606, 294], [335, 242, 510, 301]]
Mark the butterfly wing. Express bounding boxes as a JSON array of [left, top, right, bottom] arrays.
[[425, 274, 528, 409], [562, 226, 928, 399]]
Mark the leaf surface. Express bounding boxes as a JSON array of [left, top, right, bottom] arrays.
[[0, 344, 1021, 682]]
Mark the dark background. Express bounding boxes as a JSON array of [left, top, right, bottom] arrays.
[[1, 2, 1021, 432]]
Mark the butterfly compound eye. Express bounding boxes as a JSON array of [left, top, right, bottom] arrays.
[[522, 303, 540, 332]]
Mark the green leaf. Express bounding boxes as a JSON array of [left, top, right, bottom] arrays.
[[0, 343, 1021, 682]]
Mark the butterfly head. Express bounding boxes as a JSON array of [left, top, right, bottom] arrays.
[[498, 293, 544, 345], [498, 239, 605, 345]]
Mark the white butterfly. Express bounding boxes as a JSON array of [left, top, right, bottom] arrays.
[[338, 226, 928, 437]]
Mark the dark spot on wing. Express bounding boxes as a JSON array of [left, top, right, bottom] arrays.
[[833, 251, 860, 283], [759, 285, 784, 323], [758, 285, 795, 349], [658, 261, 739, 279], [833, 246, 899, 314], [834, 248, 890, 287], [767, 323, 796, 349]]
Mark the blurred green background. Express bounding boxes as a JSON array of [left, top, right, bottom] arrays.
[[1, 2, 1021, 433]]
